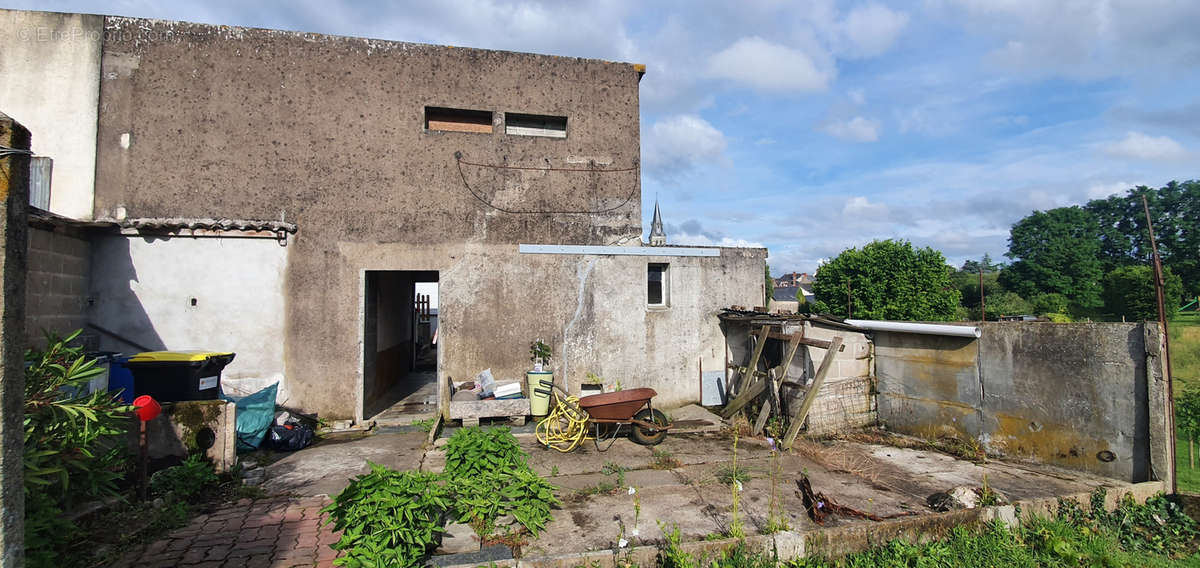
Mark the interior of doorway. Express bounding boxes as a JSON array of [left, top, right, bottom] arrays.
[[363, 270, 439, 424]]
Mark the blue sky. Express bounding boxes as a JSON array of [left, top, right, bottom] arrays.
[[14, 0, 1200, 274]]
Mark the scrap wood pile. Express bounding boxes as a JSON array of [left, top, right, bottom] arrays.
[[717, 309, 862, 450]]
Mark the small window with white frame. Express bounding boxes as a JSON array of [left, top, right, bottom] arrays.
[[648, 263, 669, 307]]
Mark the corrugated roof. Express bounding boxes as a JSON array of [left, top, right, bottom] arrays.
[[114, 217, 298, 233]]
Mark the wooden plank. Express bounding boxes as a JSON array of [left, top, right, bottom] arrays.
[[753, 333, 802, 436], [782, 336, 843, 450], [767, 331, 845, 352], [736, 325, 773, 394], [720, 377, 767, 419]]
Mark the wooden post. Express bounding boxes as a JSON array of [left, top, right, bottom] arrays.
[[0, 113, 30, 568], [782, 336, 843, 450], [735, 325, 771, 395], [1142, 195, 1176, 494]]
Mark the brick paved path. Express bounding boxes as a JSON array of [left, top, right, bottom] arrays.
[[115, 496, 343, 568]]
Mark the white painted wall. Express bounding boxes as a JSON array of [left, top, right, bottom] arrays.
[[0, 10, 101, 219], [89, 235, 290, 401]]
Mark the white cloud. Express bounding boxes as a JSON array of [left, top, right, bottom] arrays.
[[642, 114, 728, 177], [821, 116, 881, 142], [842, 196, 889, 219], [672, 232, 764, 248], [1085, 180, 1135, 200], [847, 88, 867, 105], [935, 0, 1200, 79], [841, 3, 909, 58], [1103, 131, 1188, 162], [706, 36, 834, 92]]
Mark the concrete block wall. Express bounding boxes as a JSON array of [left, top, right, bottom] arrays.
[[874, 322, 1163, 483], [25, 225, 90, 343]]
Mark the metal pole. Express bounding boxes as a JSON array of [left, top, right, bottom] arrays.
[[1142, 195, 1176, 494], [846, 281, 852, 319], [139, 419, 148, 500]]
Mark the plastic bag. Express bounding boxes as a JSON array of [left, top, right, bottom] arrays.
[[475, 368, 496, 397], [223, 382, 278, 451], [266, 422, 315, 451]]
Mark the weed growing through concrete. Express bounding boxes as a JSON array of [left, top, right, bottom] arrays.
[[631, 486, 642, 538], [602, 461, 628, 486], [411, 418, 435, 432], [728, 428, 746, 539], [764, 438, 789, 534], [651, 448, 682, 470]]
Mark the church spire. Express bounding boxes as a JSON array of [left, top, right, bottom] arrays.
[[649, 199, 667, 246]]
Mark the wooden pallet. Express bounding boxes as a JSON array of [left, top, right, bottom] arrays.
[[445, 375, 530, 427]]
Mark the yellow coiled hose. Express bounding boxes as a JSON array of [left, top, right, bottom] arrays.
[[535, 389, 591, 452]]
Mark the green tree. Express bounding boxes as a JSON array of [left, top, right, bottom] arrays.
[[764, 264, 774, 305], [1102, 265, 1183, 321], [1000, 206, 1104, 313], [983, 291, 1034, 319], [1086, 181, 1200, 296], [812, 240, 960, 321], [1030, 293, 1069, 315]]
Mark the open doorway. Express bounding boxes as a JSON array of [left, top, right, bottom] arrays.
[[363, 270, 439, 423]]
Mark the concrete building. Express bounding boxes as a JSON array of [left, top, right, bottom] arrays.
[[2, 9, 767, 421]]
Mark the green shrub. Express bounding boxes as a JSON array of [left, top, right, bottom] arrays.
[[444, 426, 526, 478], [325, 428, 558, 565], [150, 454, 219, 501], [23, 330, 132, 568], [323, 465, 450, 568]]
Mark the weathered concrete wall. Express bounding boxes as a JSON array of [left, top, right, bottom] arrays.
[[88, 16, 646, 417], [25, 222, 90, 343], [876, 322, 1157, 482], [0, 10, 101, 219], [348, 244, 765, 419], [89, 235, 289, 400], [0, 112, 30, 568]]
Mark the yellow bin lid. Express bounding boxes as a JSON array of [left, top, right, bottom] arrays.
[[127, 350, 234, 363]]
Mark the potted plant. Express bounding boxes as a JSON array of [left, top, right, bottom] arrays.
[[581, 372, 604, 395], [527, 339, 554, 416]]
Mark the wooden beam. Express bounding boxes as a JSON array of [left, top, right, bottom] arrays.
[[782, 336, 843, 450], [720, 377, 767, 419], [767, 331, 845, 352], [736, 325, 773, 394]]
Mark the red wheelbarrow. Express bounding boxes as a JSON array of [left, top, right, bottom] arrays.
[[536, 386, 672, 451]]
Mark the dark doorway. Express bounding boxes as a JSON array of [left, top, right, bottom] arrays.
[[363, 270, 439, 423]]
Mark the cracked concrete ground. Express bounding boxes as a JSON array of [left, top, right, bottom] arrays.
[[117, 420, 1145, 567]]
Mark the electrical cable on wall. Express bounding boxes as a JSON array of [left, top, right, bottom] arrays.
[[454, 151, 639, 215], [0, 145, 34, 158]]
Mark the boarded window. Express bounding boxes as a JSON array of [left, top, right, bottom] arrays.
[[648, 263, 668, 306], [505, 113, 567, 138], [425, 107, 493, 134]]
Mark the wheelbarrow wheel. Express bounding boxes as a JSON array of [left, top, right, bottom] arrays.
[[630, 409, 669, 446]]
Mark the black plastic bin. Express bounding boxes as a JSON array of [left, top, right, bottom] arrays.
[[125, 351, 236, 402]]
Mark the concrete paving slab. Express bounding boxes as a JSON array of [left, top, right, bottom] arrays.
[[261, 431, 428, 496]]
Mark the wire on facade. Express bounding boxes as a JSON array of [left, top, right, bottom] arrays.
[[454, 151, 639, 215]]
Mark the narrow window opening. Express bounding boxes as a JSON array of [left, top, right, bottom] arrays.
[[425, 107, 493, 134], [505, 113, 567, 138], [648, 263, 668, 307]]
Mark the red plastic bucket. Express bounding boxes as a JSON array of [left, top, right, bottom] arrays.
[[133, 395, 161, 421]]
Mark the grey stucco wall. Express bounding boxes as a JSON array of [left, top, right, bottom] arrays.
[[89, 16, 647, 417], [876, 322, 1158, 482], [348, 243, 765, 419], [25, 223, 90, 343]]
